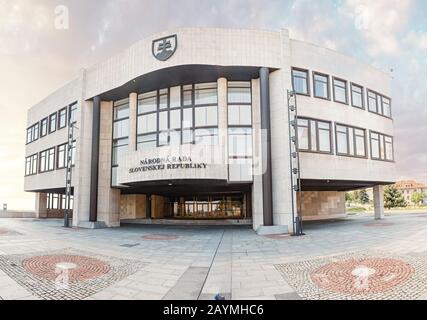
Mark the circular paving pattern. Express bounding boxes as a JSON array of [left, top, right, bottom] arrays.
[[22, 254, 110, 282], [310, 258, 414, 294], [364, 222, 394, 227], [142, 234, 179, 241]]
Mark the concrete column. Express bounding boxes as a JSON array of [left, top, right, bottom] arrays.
[[374, 185, 385, 220], [97, 101, 120, 227], [260, 67, 273, 227], [217, 78, 228, 170], [89, 96, 101, 223], [35, 193, 48, 219], [251, 78, 264, 229], [129, 93, 138, 151], [73, 100, 93, 227]]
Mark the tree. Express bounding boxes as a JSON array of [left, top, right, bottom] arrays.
[[359, 189, 370, 204], [345, 192, 353, 202], [411, 192, 426, 206], [384, 186, 407, 209]]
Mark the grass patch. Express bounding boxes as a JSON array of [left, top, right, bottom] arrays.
[[347, 207, 367, 213]]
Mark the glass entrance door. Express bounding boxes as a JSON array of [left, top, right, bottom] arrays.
[[171, 194, 246, 219]]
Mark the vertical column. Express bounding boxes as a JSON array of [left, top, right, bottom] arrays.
[[35, 193, 48, 219], [97, 101, 121, 227], [260, 67, 273, 227], [89, 96, 101, 222], [217, 78, 228, 171], [129, 93, 138, 151], [251, 78, 264, 229], [374, 185, 385, 220]]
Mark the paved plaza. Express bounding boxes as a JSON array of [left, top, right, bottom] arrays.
[[0, 213, 427, 300]]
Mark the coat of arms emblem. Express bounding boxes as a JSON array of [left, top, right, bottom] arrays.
[[152, 35, 177, 61]]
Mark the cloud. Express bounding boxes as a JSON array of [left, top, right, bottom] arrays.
[[344, 0, 414, 56]]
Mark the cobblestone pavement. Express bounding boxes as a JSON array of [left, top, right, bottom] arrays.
[[0, 213, 426, 300]]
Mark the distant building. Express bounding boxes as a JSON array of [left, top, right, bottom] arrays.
[[394, 180, 427, 205]]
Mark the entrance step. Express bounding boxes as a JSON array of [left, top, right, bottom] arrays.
[[120, 219, 252, 226]]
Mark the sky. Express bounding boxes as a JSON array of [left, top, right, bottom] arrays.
[[0, 0, 426, 210]]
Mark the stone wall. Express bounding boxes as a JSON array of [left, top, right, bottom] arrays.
[[298, 191, 346, 221]]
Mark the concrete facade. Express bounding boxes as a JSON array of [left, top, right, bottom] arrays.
[[24, 28, 396, 233]]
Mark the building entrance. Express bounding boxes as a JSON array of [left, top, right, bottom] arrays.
[[170, 194, 248, 219]]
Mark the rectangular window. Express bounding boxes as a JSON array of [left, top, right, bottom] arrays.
[[351, 84, 364, 109], [170, 109, 181, 130], [40, 118, 48, 137], [370, 131, 394, 161], [195, 83, 217, 105], [58, 108, 67, 129], [183, 85, 193, 106], [39, 148, 55, 173], [138, 91, 158, 114], [159, 89, 168, 110], [195, 106, 218, 127], [292, 68, 309, 95], [112, 138, 129, 166], [228, 105, 252, 126], [368, 90, 378, 113], [333, 78, 348, 104], [297, 118, 332, 153], [49, 113, 57, 133], [112, 100, 129, 187], [228, 82, 252, 103], [26, 123, 40, 144], [57, 143, 67, 169], [138, 113, 157, 134], [182, 108, 193, 128], [228, 128, 253, 158], [69, 103, 77, 125], [335, 124, 366, 157], [195, 128, 218, 145], [137, 134, 157, 150], [25, 154, 38, 176], [382, 97, 391, 117], [313, 73, 330, 99]]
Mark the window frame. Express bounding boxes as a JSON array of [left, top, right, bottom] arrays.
[[297, 117, 333, 155], [334, 123, 368, 159], [40, 117, 48, 138], [369, 130, 394, 162], [56, 143, 67, 169], [332, 77, 348, 105], [49, 112, 57, 134], [68, 102, 78, 125], [58, 107, 67, 129], [367, 89, 392, 119], [292, 67, 310, 96], [350, 83, 365, 109], [39, 147, 56, 173], [24, 153, 38, 176], [312, 72, 331, 100]]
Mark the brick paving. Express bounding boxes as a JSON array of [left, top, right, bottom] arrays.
[[0, 213, 426, 300], [275, 251, 427, 300], [0, 248, 146, 300]]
